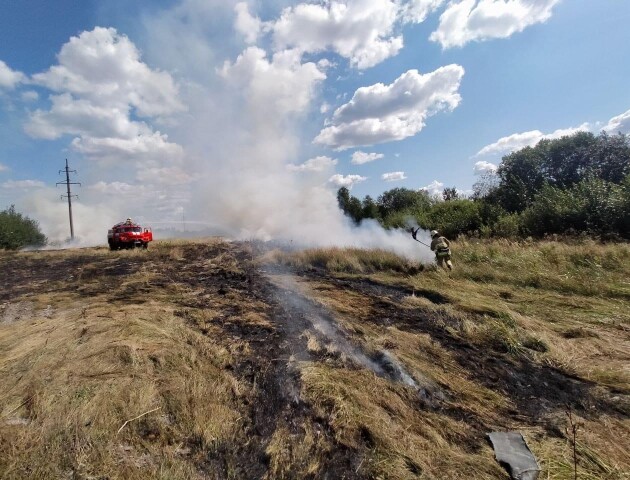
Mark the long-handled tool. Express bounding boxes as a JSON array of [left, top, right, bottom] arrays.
[[410, 228, 431, 248]]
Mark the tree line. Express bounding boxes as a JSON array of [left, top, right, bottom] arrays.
[[337, 131, 630, 239]]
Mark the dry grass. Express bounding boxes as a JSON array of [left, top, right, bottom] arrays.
[[267, 239, 630, 479], [0, 241, 256, 479], [263, 246, 423, 275], [0, 295, 241, 479], [2, 239, 629, 479]]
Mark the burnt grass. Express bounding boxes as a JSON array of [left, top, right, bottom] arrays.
[[168, 244, 362, 479], [1, 241, 627, 478], [299, 269, 629, 425]]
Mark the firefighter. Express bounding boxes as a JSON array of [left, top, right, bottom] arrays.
[[430, 230, 452, 270], [125, 218, 132, 225]]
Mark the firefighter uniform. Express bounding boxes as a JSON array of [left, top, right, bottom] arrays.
[[430, 231, 452, 270]]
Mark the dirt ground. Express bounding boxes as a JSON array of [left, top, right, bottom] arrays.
[[0, 239, 628, 479]]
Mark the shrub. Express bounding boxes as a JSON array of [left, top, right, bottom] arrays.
[[0, 205, 47, 250], [521, 178, 627, 237], [492, 213, 522, 238], [420, 200, 482, 238]]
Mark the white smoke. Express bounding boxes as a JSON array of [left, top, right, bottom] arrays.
[[139, 2, 435, 262], [7, 1, 439, 262]]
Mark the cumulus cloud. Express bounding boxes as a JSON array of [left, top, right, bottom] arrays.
[[220, 47, 326, 120], [315, 65, 464, 149], [328, 174, 367, 188], [288, 156, 338, 172], [1, 179, 46, 189], [420, 179, 444, 196], [400, 0, 447, 23], [430, 0, 561, 49], [473, 160, 498, 174], [351, 151, 384, 164], [26, 93, 150, 140], [475, 123, 590, 157], [234, 2, 262, 44], [23, 27, 186, 190], [0, 60, 25, 89], [382, 171, 407, 181], [603, 109, 630, 134], [32, 27, 184, 116], [270, 0, 403, 69]]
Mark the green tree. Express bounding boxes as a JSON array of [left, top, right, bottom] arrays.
[[0, 205, 47, 250], [361, 195, 380, 220], [472, 171, 500, 200], [421, 200, 482, 239], [495, 146, 546, 212], [377, 188, 432, 218], [442, 187, 459, 201], [337, 187, 351, 212], [492, 131, 630, 213], [521, 177, 628, 237], [336, 187, 364, 224]]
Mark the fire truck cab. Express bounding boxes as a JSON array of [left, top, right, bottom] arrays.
[[108, 219, 153, 250]]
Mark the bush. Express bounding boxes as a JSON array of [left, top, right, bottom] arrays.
[[521, 178, 627, 237], [0, 205, 47, 250], [492, 213, 522, 238], [420, 200, 482, 238]]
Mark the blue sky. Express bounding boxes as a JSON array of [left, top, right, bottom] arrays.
[[0, 0, 629, 242]]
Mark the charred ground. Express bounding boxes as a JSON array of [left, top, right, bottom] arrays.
[[0, 239, 628, 479]]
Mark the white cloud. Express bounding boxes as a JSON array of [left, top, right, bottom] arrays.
[[0, 163, 8, 172], [473, 160, 498, 174], [400, 0, 447, 23], [603, 109, 630, 134], [351, 151, 384, 164], [382, 171, 407, 182], [328, 174, 367, 188], [420, 179, 444, 196], [2, 179, 46, 189], [21, 90, 39, 102], [475, 123, 590, 157], [235, 2, 262, 44], [320, 102, 331, 114], [270, 0, 403, 69], [32, 27, 184, 117], [315, 65, 464, 150], [70, 131, 183, 162], [26, 93, 150, 140], [0, 60, 25, 89], [288, 156, 338, 172], [220, 47, 326, 119], [430, 0, 561, 49], [23, 27, 186, 189]]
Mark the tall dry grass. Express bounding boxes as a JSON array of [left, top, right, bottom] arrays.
[[264, 247, 423, 275]]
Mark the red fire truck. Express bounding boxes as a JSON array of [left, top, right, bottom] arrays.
[[107, 219, 153, 250]]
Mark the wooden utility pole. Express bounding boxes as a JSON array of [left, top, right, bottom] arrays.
[[56, 159, 81, 240]]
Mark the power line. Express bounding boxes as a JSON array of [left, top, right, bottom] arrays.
[[56, 159, 81, 240]]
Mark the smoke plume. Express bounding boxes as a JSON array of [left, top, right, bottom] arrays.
[[7, 1, 436, 263]]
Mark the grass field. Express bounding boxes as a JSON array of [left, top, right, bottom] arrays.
[[1, 238, 628, 479]]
